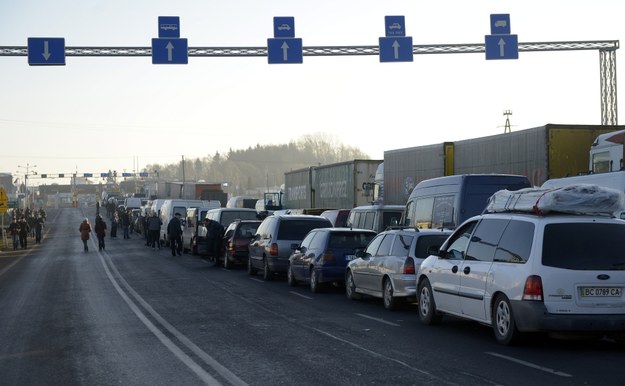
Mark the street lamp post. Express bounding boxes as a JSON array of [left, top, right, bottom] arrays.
[[17, 163, 37, 209]]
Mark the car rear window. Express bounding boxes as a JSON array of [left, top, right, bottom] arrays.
[[414, 234, 451, 259], [277, 220, 330, 240], [329, 232, 375, 249], [542, 223, 625, 270]]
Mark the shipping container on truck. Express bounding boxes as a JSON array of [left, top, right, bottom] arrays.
[[284, 167, 313, 209], [313, 160, 381, 209], [283, 160, 382, 209], [383, 124, 619, 205]]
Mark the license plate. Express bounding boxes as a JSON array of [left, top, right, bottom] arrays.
[[345, 255, 356, 261], [580, 287, 623, 297]]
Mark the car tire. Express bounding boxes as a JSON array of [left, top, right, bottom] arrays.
[[287, 264, 298, 286], [262, 258, 272, 281], [310, 268, 322, 293], [345, 271, 361, 300], [418, 279, 442, 325], [247, 257, 257, 276], [383, 278, 402, 311], [492, 294, 519, 345]]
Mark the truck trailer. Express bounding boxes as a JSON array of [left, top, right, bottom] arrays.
[[283, 160, 382, 209], [383, 124, 622, 205]]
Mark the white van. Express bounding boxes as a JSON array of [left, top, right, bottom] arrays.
[[159, 199, 218, 245], [204, 208, 259, 227]]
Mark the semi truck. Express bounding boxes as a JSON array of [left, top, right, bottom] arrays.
[[383, 124, 622, 205], [589, 129, 625, 173], [283, 160, 382, 209]]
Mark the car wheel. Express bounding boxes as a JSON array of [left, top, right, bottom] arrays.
[[310, 268, 322, 293], [262, 258, 272, 281], [383, 278, 401, 311], [287, 264, 298, 286], [492, 294, 519, 345], [418, 279, 442, 325], [345, 271, 361, 300], [247, 257, 258, 276]]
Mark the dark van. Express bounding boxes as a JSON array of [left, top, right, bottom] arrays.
[[401, 174, 531, 230]]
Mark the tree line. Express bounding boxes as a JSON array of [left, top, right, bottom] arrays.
[[144, 133, 369, 196]]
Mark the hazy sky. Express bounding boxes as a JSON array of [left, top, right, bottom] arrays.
[[1, 0, 624, 183]]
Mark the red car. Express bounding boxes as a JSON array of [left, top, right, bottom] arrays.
[[221, 220, 262, 269]]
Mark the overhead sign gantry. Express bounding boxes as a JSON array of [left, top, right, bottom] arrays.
[[0, 14, 619, 125]]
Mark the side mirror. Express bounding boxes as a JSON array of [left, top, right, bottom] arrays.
[[427, 245, 441, 257]]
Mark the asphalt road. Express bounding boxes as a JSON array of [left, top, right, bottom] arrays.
[[0, 207, 623, 386]]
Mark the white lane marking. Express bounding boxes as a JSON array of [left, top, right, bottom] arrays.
[[98, 253, 248, 386], [289, 291, 313, 300], [356, 313, 401, 327], [313, 328, 456, 385], [486, 352, 573, 377]]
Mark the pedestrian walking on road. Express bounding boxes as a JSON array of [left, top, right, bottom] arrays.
[[95, 215, 107, 251], [18, 217, 30, 249], [167, 212, 183, 256], [79, 218, 92, 252], [8, 217, 20, 250], [34, 214, 44, 244], [147, 211, 162, 250]]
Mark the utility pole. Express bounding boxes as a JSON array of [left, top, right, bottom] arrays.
[[503, 110, 513, 133]]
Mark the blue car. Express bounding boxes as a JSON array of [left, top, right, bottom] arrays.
[[287, 228, 376, 293]]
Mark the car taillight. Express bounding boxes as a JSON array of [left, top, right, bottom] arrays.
[[321, 249, 335, 264], [522, 275, 544, 301], [403, 257, 415, 275], [227, 243, 235, 253], [270, 243, 278, 256]]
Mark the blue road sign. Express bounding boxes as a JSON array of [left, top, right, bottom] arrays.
[[100, 173, 110, 177], [83, 173, 93, 178], [385, 16, 406, 37], [152, 38, 188, 64], [379, 37, 413, 62], [27, 37, 65, 65], [159, 16, 180, 38], [139, 172, 149, 177], [274, 17, 295, 38], [485, 34, 518, 60], [490, 14, 511, 35], [122, 173, 133, 177], [267, 38, 303, 64]]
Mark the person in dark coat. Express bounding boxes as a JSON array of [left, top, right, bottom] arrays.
[[110, 212, 118, 238], [146, 211, 162, 250], [18, 217, 30, 249], [34, 214, 44, 244], [94, 215, 107, 251], [167, 212, 183, 256], [8, 217, 20, 250], [205, 218, 224, 264]]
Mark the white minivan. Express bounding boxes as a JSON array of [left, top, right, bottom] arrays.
[[417, 185, 625, 345], [159, 199, 219, 245]]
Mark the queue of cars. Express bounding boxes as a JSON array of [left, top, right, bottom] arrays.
[[138, 176, 625, 345]]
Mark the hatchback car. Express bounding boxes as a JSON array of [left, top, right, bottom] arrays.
[[221, 219, 262, 269], [287, 228, 376, 292], [248, 215, 332, 280], [345, 228, 451, 310], [417, 185, 625, 344]]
